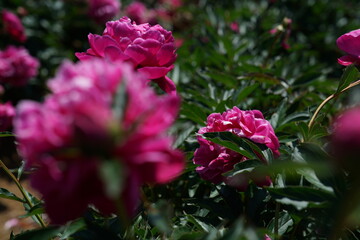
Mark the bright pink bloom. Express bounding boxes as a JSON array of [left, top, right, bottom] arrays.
[[14, 59, 184, 224], [331, 107, 360, 169], [0, 46, 39, 87], [193, 107, 280, 190], [1, 10, 26, 42], [75, 16, 177, 94], [88, 0, 120, 24], [0, 102, 15, 131], [337, 29, 360, 66], [124, 2, 157, 25]]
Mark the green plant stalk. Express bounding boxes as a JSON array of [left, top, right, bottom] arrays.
[[0, 160, 46, 228], [308, 79, 360, 129]]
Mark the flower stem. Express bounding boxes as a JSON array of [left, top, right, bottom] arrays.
[[0, 160, 46, 228], [308, 79, 360, 129]]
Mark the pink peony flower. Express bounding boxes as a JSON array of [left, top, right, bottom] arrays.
[[124, 2, 157, 25], [0, 46, 39, 87], [193, 107, 280, 190], [88, 0, 120, 24], [331, 107, 360, 169], [75, 16, 177, 95], [14, 59, 184, 224], [0, 102, 15, 131], [1, 10, 26, 42], [337, 29, 360, 66]]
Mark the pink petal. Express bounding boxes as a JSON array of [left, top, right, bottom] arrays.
[[88, 34, 119, 57], [104, 46, 130, 61], [337, 29, 360, 56], [337, 55, 358, 66], [156, 43, 176, 66], [152, 76, 177, 95], [124, 45, 149, 64], [137, 66, 174, 79]]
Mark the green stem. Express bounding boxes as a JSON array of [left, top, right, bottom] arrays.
[[308, 79, 360, 129], [0, 160, 46, 228]]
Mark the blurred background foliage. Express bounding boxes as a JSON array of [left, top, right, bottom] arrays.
[[2, 0, 360, 239]]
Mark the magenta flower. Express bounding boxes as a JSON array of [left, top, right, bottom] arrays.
[[88, 0, 120, 24], [14, 59, 184, 224], [124, 2, 157, 25], [1, 10, 26, 42], [337, 29, 360, 66], [193, 107, 280, 190], [331, 107, 360, 169], [75, 16, 177, 94], [0, 102, 15, 131], [0, 46, 39, 87]]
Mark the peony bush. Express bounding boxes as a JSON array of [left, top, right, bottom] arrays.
[[2, 1, 360, 240]]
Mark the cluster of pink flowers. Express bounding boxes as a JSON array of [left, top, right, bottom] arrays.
[[193, 107, 280, 190], [0, 102, 15, 131], [0, 46, 39, 87], [14, 59, 184, 224], [337, 29, 360, 66], [88, 0, 120, 24], [1, 10, 27, 42], [76, 16, 177, 94]]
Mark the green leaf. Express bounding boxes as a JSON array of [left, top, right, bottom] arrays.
[[99, 160, 124, 200], [12, 227, 61, 240], [0, 188, 24, 203], [0, 131, 15, 137], [232, 83, 260, 105], [267, 186, 335, 203], [59, 219, 86, 239], [223, 159, 263, 177], [181, 102, 208, 125], [268, 211, 294, 236], [17, 161, 26, 180], [19, 204, 44, 218], [336, 64, 360, 94], [202, 131, 267, 160]]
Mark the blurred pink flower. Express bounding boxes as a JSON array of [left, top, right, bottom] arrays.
[[193, 107, 279, 190], [337, 29, 360, 66], [75, 16, 177, 94], [14, 59, 184, 224], [0, 46, 39, 87], [1, 10, 26, 42], [264, 234, 272, 240], [230, 22, 239, 32], [124, 2, 157, 25], [0, 102, 15, 131], [331, 107, 360, 169], [4, 218, 20, 230], [161, 0, 183, 9], [88, 0, 120, 24]]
